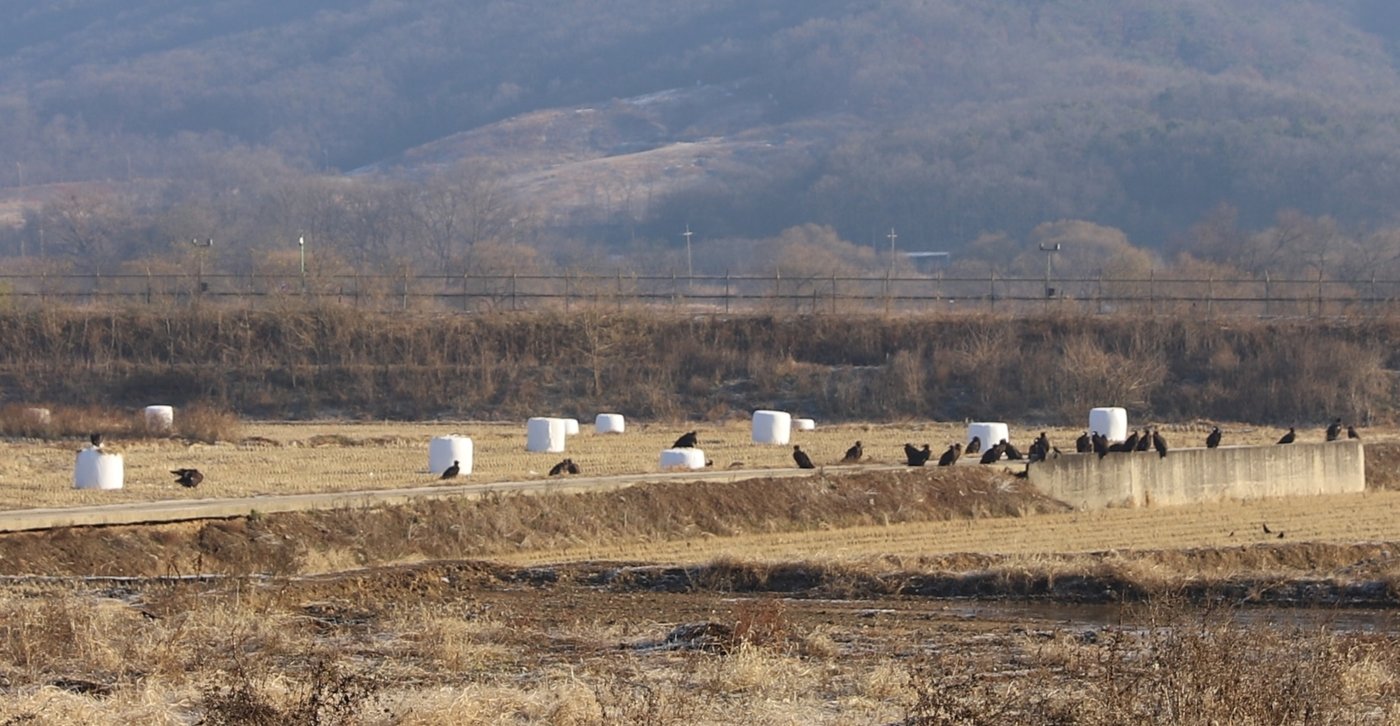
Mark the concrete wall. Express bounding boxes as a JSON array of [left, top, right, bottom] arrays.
[[1026, 441, 1366, 510]]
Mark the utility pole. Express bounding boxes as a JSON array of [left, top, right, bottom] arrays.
[[887, 228, 898, 275], [1038, 242, 1060, 299], [682, 225, 694, 280]]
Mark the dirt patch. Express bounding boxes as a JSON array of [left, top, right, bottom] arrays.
[[1366, 442, 1400, 490]]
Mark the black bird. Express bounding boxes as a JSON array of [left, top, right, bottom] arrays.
[[1116, 430, 1141, 453], [965, 436, 982, 455], [936, 443, 961, 467], [90, 432, 104, 449], [1135, 429, 1154, 452], [1152, 429, 1168, 458], [1277, 427, 1296, 445], [904, 443, 932, 467], [979, 441, 1007, 465], [1326, 418, 1342, 442], [1028, 432, 1051, 462], [1075, 432, 1092, 454], [549, 458, 580, 476], [672, 431, 699, 448], [440, 460, 461, 480], [1092, 432, 1109, 459], [1348, 426, 1361, 440], [793, 445, 816, 469], [1002, 439, 1024, 461], [1262, 522, 1273, 534], [170, 468, 203, 488], [841, 440, 863, 464], [1206, 427, 1222, 449]]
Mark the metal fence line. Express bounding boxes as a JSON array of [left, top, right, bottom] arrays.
[[0, 271, 1396, 316]]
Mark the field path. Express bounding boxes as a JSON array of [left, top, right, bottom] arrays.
[[0, 464, 909, 533]]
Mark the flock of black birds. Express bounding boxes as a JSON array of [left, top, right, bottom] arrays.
[[85, 416, 1368, 491]]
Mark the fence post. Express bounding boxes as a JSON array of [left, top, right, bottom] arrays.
[[511, 272, 517, 311], [1264, 272, 1271, 316], [146, 270, 153, 305], [672, 271, 679, 312], [1371, 273, 1378, 316], [725, 271, 731, 314], [1148, 269, 1155, 315], [989, 271, 996, 312], [565, 273, 571, 313], [831, 272, 837, 315], [1096, 272, 1103, 314], [1206, 275, 1213, 316], [884, 270, 891, 316], [402, 269, 410, 310]]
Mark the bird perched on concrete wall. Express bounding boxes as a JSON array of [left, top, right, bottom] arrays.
[[1326, 418, 1343, 442], [1348, 426, 1361, 440], [672, 431, 699, 448], [1093, 432, 1109, 458], [793, 445, 815, 469], [904, 443, 932, 466], [440, 460, 461, 479], [1277, 427, 1296, 445], [1135, 429, 1154, 452], [1002, 439, 1024, 461], [841, 441, 863, 464], [937, 443, 962, 467], [1075, 432, 1092, 454], [90, 432, 104, 449], [979, 441, 1007, 464], [170, 468, 203, 488], [1152, 430, 1168, 458], [1206, 427, 1222, 449]]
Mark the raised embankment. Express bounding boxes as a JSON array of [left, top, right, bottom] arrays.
[[1027, 441, 1366, 510]]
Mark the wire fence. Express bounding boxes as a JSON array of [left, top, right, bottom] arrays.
[[1, 271, 1398, 316]]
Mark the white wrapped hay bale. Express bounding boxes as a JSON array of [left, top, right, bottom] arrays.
[[595, 413, 626, 434], [968, 422, 1010, 449], [1090, 407, 1129, 442], [660, 448, 707, 471], [563, 418, 580, 436], [794, 418, 816, 431], [751, 410, 792, 445], [144, 405, 175, 434], [428, 436, 474, 476], [526, 417, 567, 453], [74, 447, 124, 490]]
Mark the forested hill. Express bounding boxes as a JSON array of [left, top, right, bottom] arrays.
[[4, 0, 1400, 252]]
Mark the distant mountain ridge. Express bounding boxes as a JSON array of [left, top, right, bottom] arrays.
[[3, 0, 1400, 247]]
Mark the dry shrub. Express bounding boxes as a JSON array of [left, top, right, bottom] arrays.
[[199, 658, 384, 726], [178, 403, 242, 444], [731, 598, 790, 648]]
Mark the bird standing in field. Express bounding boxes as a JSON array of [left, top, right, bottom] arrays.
[[841, 440, 863, 464], [672, 431, 699, 448], [170, 468, 203, 488], [548, 458, 580, 476], [1277, 427, 1296, 445], [440, 460, 461, 480], [937, 443, 962, 467], [793, 445, 816, 469], [1326, 418, 1342, 442], [1206, 427, 1222, 449], [979, 441, 1007, 464], [904, 443, 932, 467], [1002, 439, 1024, 461], [965, 436, 982, 455]]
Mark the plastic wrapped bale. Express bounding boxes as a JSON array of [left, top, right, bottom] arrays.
[[595, 413, 626, 434], [751, 410, 792, 445], [74, 447, 124, 490], [1089, 407, 1129, 442], [144, 405, 175, 434], [428, 436, 474, 476], [659, 448, 707, 471], [967, 422, 1010, 450], [794, 418, 816, 431], [563, 418, 580, 436], [526, 417, 567, 453]]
